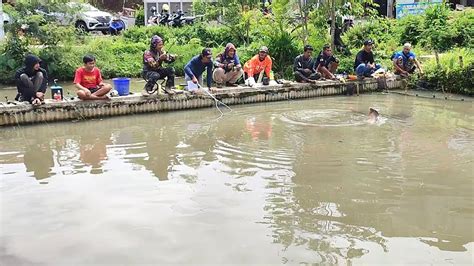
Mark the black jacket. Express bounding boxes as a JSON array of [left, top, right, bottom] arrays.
[[15, 55, 48, 93], [293, 54, 316, 73], [354, 50, 375, 70]]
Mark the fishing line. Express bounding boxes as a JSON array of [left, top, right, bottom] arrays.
[[196, 83, 232, 119]]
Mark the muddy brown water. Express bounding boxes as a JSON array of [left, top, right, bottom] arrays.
[[0, 92, 473, 264]]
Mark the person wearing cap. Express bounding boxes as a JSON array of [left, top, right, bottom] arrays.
[[293, 45, 320, 83], [74, 55, 112, 100], [184, 48, 214, 91], [316, 44, 339, 80], [14, 54, 48, 105], [262, 1, 272, 15], [160, 4, 170, 23], [392, 43, 423, 77], [354, 40, 381, 78], [142, 35, 176, 95], [213, 43, 244, 87], [243, 46, 273, 87]]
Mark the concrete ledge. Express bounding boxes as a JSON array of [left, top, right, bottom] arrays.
[[0, 78, 404, 126]]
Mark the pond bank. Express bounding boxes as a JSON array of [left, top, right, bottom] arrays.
[[1, 78, 404, 127]]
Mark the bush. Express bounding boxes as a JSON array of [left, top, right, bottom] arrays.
[[135, 6, 145, 27], [0, 36, 29, 83], [451, 10, 474, 48], [265, 32, 300, 78], [421, 4, 456, 52], [420, 48, 474, 95], [122, 23, 240, 48], [396, 15, 424, 46], [342, 18, 397, 50]]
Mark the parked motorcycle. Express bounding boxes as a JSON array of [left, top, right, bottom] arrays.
[[147, 6, 161, 26], [147, 8, 199, 27], [109, 18, 125, 35]]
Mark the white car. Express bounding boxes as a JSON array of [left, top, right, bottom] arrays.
[[37, 3, 114, 34], [71, 3, 113, 33]]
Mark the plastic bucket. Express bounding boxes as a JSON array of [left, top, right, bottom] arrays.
[[112, 77, 131, 96]]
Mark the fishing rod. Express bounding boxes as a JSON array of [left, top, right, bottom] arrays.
[[196, 83, 232, 117], [64, 91, 87, 121]]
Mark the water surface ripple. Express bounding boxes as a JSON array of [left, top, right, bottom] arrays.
[[0, 94, 473, 265]]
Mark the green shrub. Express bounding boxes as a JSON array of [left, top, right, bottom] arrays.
[[0, 36, 29, 83], [264, 32, 300, 78], [451, 10, 474, 48], [342, 18, 397, 50], [396, 14, 424, 45], [135, 6, 145, 27], [420, 48, 474, 95], [420, 3, 457, 52]]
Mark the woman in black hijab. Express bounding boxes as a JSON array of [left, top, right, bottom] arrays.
[[14, 54, 48, 105]]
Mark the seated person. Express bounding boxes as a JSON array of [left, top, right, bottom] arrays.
[[184, 48, 213, 92], [293, 45, 320, 83], [14, 54, 48, 105], [213, 43, 244, 87], [316, 44, 339, 80], [74, 55, 112, 100], [243, 46, 273, 87], [160, 4, 170, 22], [354, 40, 381, 78], [392, 43, 423, 77], [142, 35, 176, 95]]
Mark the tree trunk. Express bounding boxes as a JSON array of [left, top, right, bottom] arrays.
[[330, 0, 336, 51], [297, 0, 308, 44], [0, 2, 4, 41]]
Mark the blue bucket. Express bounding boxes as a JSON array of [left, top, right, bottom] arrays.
[[112, 77, 131, 96]]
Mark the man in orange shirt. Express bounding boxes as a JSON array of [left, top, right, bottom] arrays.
[[74, 55, 112, 100], [243, 46, 273, 87]]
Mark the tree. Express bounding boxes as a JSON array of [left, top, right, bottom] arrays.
[[304, 0, 378, 49], [0, 0, 77, 81], [0, 2, 5, 41]]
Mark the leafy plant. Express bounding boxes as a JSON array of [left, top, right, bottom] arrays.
[[420, 48, 474, 95]]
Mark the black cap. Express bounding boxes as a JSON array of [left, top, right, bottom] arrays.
[[304, 45, 314, 52], [364, 39, 374, 45], [201, 48, 212, 58]]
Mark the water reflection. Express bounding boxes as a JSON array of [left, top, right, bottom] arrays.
[[258, 95, 473, 263], [0, 94, 472, 264], [23, 140, 54, 181], [79, 131, 110, 175]]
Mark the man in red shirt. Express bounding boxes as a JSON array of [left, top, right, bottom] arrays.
[[74, 55, 112, 100]]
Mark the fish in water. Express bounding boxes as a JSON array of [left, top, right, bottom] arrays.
[[367, 107, 379, 124]]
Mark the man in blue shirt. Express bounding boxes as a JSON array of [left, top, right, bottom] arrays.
[[392, 43, 424, 77], [184, 48, 213, 92]]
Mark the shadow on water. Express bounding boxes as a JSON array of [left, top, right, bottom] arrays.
[[0, 93, 472, 264]]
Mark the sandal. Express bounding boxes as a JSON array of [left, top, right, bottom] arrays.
[[31, 98, 42, 106], [162, 87, 176, 95]]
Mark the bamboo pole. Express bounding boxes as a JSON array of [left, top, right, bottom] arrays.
[[434, 51, 445, 94], [330, 0, 336, 51]]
